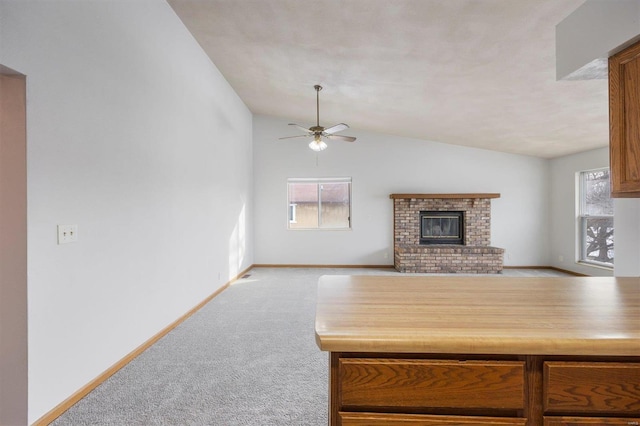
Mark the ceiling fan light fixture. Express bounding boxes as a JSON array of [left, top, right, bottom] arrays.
[[309, 138, 327, 152]]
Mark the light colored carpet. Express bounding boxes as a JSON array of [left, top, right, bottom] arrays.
[[51, 267, 573, 425]]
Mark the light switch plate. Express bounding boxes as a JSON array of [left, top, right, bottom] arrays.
[[57, 224, 78, 244]]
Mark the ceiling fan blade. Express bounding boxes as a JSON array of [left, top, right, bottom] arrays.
[[326, 134, 356, 142], [279, 134, 309, 140], [323, 123, 349, 134], [288, 123, 312, 134]]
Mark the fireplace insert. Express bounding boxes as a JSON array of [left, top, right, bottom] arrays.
[[420, 211, 464, 245]]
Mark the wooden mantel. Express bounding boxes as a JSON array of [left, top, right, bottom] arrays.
[[389, 193, 500, 199]]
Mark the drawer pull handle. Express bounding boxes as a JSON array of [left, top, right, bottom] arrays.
[[628, 422, 639, 426]]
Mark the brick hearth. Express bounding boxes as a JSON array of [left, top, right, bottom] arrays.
[[391, 194, 504, 273]]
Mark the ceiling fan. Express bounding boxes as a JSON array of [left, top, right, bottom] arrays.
[[279, 85, 356, 151]]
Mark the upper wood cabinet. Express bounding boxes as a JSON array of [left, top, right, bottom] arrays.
[[609, 40, 640, 198]]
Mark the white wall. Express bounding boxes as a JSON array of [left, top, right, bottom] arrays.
[[556, 0, 640, 80], [0, 1, 253, 422], [253, 115, 550, 267], [549, 148, 613, 276], [555, 0, 640, 275], [614, 198, 640, 276], [550, 148, 640, 277]]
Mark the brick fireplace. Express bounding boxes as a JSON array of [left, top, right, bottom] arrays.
[[391, 193, 504, 273]]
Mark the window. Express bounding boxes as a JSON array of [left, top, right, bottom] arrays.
[[287, 178, 351, 230], [578, 168, 614, 267]]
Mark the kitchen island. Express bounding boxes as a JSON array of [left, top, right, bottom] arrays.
[[315, 275, 640, 426]]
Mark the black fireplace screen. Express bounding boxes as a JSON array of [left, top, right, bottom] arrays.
[[420, 211, 464, 245]]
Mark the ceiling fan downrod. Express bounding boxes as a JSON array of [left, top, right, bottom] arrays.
[[314, 84, 322, 128]]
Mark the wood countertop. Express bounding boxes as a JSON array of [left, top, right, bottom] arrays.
[[315, 275, 640, 356]]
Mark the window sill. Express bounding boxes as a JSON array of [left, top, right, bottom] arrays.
[[576, 261, 614, 271], [287, 228, 352, 231]]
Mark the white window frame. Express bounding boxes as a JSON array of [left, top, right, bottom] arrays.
[[577, 168, 614, 269], [287, 178, 352, 230], [288, 203, 297, 224]]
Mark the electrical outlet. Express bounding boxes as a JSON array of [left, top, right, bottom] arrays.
[[559, 255, 564, 262], [57, 224, 78, 244]]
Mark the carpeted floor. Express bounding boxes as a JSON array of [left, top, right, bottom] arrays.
[[52, 267, 573, 425]]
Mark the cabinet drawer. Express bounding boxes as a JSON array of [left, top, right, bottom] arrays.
[[340, 412, 527, 425], [545, 416, 640, 426], [339, 359, 525, 410], [544, 362, 640, 414]]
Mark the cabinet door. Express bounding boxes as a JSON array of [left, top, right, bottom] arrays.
[[339, 358, 525, 411], [609, 40, 640, 198], [544, 362, 640, 413], [545, 416, 640, 426], [340, 412, 527, 425]]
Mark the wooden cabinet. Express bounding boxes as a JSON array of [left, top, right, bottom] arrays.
[[340, 359, 525, 410], [330, 354, 640, 426], [332, 354, 532, 425], [544, 417, 640, 426], [316, 276, 640, 426], [609, 39, 640, 198], [544, 362, 640, 414], [339, 412, 527, 425]]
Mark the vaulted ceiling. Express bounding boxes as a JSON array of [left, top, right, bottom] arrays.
[[168, 0, 608, 158]]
